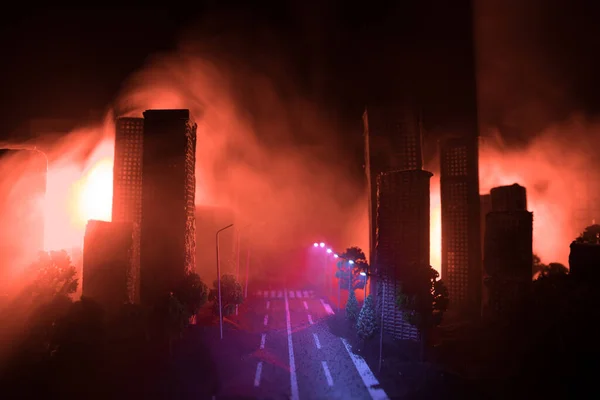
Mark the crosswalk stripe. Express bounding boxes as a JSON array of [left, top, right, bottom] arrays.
[[256, 289, 316, 298]]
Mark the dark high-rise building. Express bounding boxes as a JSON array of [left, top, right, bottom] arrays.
[[440, 136, 481, 319], [374, 169, 432, 340], [140, 109, 197, 305], [480, 194, 492, 257], [484, 184, 533, 318], [480, 194, 492, 311], [112, 117, 144, 302], [83, 220, 134, 312], [363, 104, 423, 266], [569, 224, 600, 282], [0, 149, 47, 286], [490, 184, 527, 212]]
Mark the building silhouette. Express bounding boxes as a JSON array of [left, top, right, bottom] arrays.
[[363, 104, 423, 267], [569, 224, 600, 282], [374, 169, 432, 340], [0, 149, 47, 288], [479, 194, 492, 311], [440, 136, 481, 319], [139, 109, 197, 306], [112, 117, 144, 302], [83, 220, 134, 313], [483, 184, 533, 318]]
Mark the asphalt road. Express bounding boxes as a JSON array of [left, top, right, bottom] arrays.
[[212, 287, 389, 400]]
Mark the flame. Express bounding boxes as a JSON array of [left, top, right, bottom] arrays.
[[44, 138, 114, 251]]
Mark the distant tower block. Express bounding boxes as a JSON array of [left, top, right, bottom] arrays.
[[375, 169, 432, 341], [364, 103, 423, 266], [490, 183, 527, 212], [139, 109, 197, 306], [440, 136, 482, 320], [112, 117, 144, 303]]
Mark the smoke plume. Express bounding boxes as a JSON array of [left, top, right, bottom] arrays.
[[113, 35, 363, 257]]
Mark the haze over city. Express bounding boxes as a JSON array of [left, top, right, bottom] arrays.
[[0, 2, 598, 399]]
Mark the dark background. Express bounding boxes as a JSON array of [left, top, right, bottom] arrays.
[[1, 1, 599, 150]]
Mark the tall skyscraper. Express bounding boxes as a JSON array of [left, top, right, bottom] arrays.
[[363, 103, 423, 266], [480, 194, 492, 257], [484, 184, 533, 318], [375, 169, 432, 340], [440, 136, 481, 319], [480, 193, 492, 311], [83, 220, 134, 313], [112, 117, 144, 302], [140, 109, 197, 306], [0, 149, 47, 286]]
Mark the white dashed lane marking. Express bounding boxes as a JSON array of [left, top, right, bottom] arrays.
[[321, 361, 334, 387], [254, 361, 263, 387], [313, 333, 321, 349], [260, 333, 266, 349]]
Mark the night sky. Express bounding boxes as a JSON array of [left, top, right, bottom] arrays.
[[1, 1, 599, 149]]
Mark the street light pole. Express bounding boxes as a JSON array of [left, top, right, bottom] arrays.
[[216, 223, 234, 340], [244, 244, 251, 298]]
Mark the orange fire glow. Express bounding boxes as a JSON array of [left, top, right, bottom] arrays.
[[44, 138, 114, 251]]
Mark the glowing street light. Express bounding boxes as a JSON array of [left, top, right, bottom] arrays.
[[319, 242, 325, 248], [349, 260, 355, 265], [326, 248, 332, 254], [359, 271, 366, 276], [334, 254, 339, 258], [313, 242, 319, 247]]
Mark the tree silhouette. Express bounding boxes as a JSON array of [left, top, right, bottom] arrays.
[[336, 246, 369, 290], [532, 253, 547, 279], [575, 224, 600, 244], [397, 266, 449, 361], [345, 290, 359, 322], [28, 250, 78, 303], [537, 263, 568, 279], [356, 294, 377, 341], [208, 274, 243, 317], [173, 271, 209, 317]]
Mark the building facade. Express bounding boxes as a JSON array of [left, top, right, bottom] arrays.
[[0, 149, 47, 287], [375, 169, 432, 340], [363, 104, 423, 267], [440, 136, 482, 319], [112, 117, 144, 302], [83, 220, 134, 312], [483, 184, 533, 318], [139, 109, 197, 306]]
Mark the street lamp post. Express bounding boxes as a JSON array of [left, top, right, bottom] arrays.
[[216, 223, 234, 340], [360, 271, 368, 301]]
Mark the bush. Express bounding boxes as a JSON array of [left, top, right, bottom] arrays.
[[356, 294, 377, 340], [346, 290, 359, 322], [208, 274, 243, 317]]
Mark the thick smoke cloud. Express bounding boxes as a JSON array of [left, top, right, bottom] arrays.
[[114, 33, 364, 257], [471, 0, 595, 266]]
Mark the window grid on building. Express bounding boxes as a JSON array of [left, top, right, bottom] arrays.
[[112, 117, 144, 303]]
